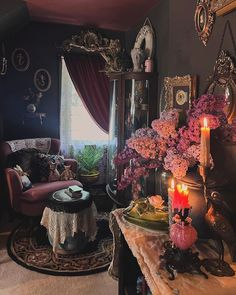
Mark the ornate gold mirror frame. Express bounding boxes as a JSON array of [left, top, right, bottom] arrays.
[[63, 30, 125, 73], [195, 0, 236, 46], [194, 0, 215, 46], [207, 50, 236, 122], [212, 0, 236, 16]]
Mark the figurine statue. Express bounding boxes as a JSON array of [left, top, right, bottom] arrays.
[[203, 191, 236, 276], [131, 48, 145, 72]]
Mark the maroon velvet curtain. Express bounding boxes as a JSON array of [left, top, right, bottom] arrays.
[[64, 54, 109, 133]]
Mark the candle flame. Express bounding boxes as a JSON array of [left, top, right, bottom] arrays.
[[203, 117, 208, 128], [181, 184, 188, 192], [171, 178, 175, 189]]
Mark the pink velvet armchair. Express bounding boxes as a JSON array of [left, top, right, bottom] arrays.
[[0, 138, 82, 217]]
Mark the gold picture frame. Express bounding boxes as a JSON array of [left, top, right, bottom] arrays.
[[194, 0, 215, 46], [160, 75, 197, 113], [212, 0, 236, 16]]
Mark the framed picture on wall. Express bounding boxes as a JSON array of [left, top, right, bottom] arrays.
[[34, 68, 51, 92], [194, 0, 215, 46], [11, 48, 30, 72], [159, 75, 197, 113]]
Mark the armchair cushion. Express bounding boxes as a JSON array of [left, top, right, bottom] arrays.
[[21, 180, 82, 203]]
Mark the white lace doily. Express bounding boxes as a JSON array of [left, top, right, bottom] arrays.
[[6, 138, 51, 153], [41, 202, 98, 252]]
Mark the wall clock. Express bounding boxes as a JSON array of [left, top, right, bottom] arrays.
[[11, 48, 30, 72], [34, 69, 51, 92]]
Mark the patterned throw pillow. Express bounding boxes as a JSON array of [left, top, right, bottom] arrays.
[[35, 153, 64, 182], [6, 148, 39, 182]]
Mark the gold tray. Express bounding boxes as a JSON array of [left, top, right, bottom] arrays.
[[123, 212, 169, 232]]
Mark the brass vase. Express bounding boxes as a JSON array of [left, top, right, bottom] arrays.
[[176, 169, 229, 239]]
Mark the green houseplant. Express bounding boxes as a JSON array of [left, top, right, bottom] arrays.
[[76, 145, 104, 183]]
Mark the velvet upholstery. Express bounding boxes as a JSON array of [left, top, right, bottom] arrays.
[[2, 138, 82, 217]]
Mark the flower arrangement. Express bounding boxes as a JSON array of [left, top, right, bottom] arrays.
[[114, 94, 236, 199]]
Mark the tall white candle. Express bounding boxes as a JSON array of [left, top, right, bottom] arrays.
[[200, 117, 210, 167]]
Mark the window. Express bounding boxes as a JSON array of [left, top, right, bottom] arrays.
[[60, 57, 108, 156]]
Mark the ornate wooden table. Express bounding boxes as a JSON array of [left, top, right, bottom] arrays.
[[110, 209, 236, 295]]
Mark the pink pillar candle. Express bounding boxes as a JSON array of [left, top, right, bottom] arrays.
[[172, 184, 190, 212]]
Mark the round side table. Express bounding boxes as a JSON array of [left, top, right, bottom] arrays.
[[41, 188, 98, 254]]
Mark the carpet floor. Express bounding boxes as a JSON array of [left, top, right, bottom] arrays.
[[0, 220, 117, 295], [7, 219, 112, 276]]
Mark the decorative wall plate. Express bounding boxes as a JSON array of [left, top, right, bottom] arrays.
[[194, 0, 215, 46], [11, 48, 30, 71], [34, 69, 51, 92]]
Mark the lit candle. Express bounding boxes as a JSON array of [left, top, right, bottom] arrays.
[[172, 184, 190, 212], [200, 117, 210, 167], [168, 179, 175, 225]]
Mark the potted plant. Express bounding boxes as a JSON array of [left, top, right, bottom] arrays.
[[76, 145, 104, 184]]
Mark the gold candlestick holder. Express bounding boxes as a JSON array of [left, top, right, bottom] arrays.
[[198, 165, 210, 204]]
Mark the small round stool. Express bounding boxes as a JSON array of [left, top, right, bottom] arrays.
[[41, 188, 97, 254]]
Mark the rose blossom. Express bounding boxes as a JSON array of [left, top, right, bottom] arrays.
[[148, 195, 164, 209]]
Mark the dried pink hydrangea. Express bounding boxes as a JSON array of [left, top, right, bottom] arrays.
[[115, 94, 232, 195], [127, 137, 159, 159], [164, 148, 189, 179], [151, 118, 177, 139]]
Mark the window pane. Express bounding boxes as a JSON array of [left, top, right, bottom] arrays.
[[60, 58, 108, 144]]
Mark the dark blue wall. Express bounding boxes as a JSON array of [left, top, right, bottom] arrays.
[[0, 22, 124, 140]]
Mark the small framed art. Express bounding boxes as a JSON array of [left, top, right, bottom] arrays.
[[11, 48, 30, 72], [194, 0, 215, 46], [34, 69, 51, 92], [160, 75, 197, 113]]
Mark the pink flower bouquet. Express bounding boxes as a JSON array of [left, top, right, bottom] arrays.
[[114, 94, 235, 195]]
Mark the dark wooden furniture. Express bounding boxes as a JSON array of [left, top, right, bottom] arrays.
[[111, 209, 236, 295], [106, 72, 158, 207]]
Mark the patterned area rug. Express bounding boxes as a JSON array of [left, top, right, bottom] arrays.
[[7, 218, 113, 276]]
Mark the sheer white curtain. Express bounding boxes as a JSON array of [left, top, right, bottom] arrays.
[[60, 57, 108, 182], [60, 57, 73, 156], [60, 57, 108, 155]]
